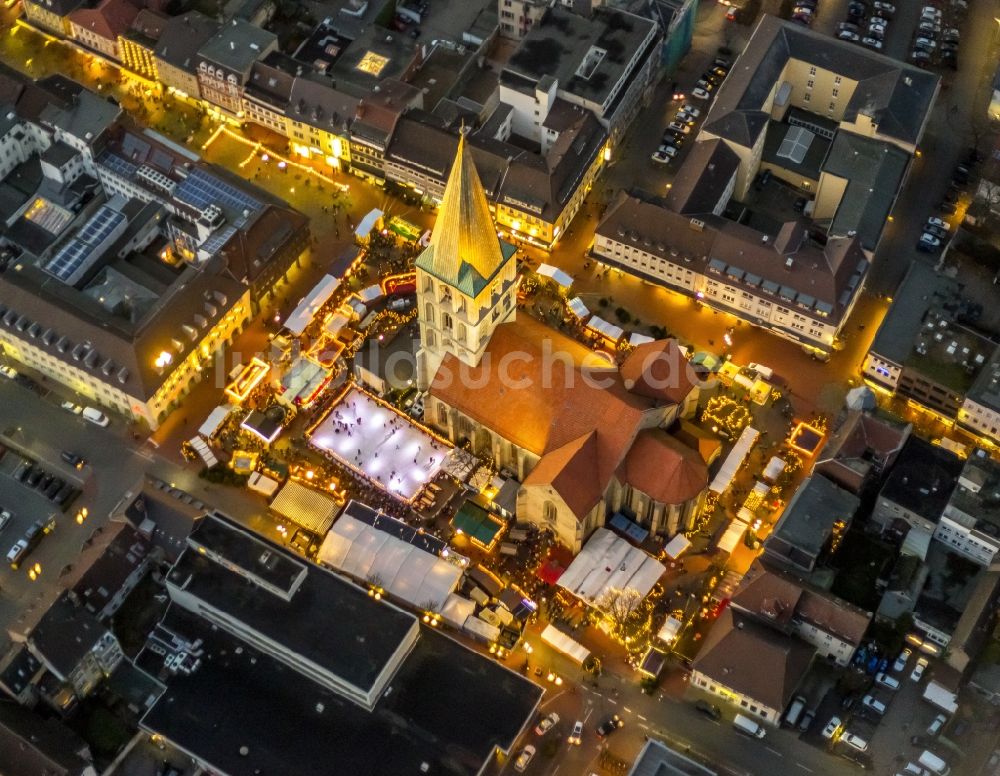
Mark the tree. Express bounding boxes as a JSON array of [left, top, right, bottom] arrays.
[[597, 587, 643, 637]]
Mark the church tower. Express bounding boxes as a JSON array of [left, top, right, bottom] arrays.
[[415, 129, 518, 390]]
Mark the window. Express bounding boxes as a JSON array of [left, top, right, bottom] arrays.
[[834, 75, 842, 84], [542, 501, 557, 525], [832, 88, 839, 97], [803, 93, 811, 103], [807, 79, 814, 89], [809, 66, 817, 75]]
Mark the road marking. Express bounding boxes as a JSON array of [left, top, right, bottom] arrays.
[[795, 764, 813, 773], [607, 698, 617, 705], [638, 715, 648, 721], [765, 746, 783, 757], [624, 707, 633, 713], [584, 707, 594, 722], [640, 723, 650, 730]]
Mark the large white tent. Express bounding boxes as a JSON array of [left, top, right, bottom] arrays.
[[269, 481, 340, 534], [541, 624, 590, 664], [586, 316, 624, 343], [558, 528, 665, 611], [717, 518, 748, 554], [709, 426, 760, 494], [317, 510, 462, 612], [284, 275, 340, 336], [198, 405, 231, 438], [537, 263, 573, 288]]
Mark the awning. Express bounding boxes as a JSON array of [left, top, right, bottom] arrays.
[[324, 313, 350, 338], [269, 481, 339, 534], [284, 275, 340, 336], [586, 315, 624, 342], [187, 437, 217, 468], [663, 534, 690, 559], [709, 426, 760, 494], [763, 456, 785, 482], [541, 624, 590, 664], [537, 263, 573, 288], [629, 332, 654, 346], [439, 594, 476, 628], [247, 471, 280, 497], [354, 208, 383, 239], [558, 528, 665, 611], [198, 405, 231, 438], [358, 284, 383, 304], [717, 519, 747, 554], [657, 616, 683, 643], [537, 559, 564, 585], [567, 296, 589, 319], [451, 500, 504, 548]]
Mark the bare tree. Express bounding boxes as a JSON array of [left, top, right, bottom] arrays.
[[597, 587, 643, 636]]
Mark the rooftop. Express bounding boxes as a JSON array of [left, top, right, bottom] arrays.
[[71, 524, 150, 616], [764, 476, 859, 563], [167, 513, 417, 696], [879, 436, 963, 523], [814, 410, 910, 494], [28, 593, 111, 679], [154, 12, 220, 73], [198, 19, 276, 73], [0, 702, 93, 776], [943, 450, 1000, 541], [627, 738, 716, 776], [502, 5, 658, 110], [142, 606, 542, 776]]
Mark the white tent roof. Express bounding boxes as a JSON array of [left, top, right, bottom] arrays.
[[284, 274, 341, 336], [657, 616, 683, 644], [439, 594, 475, 628], [324, 313, 350, 338], [187, 437, 217, 468], [355, 208, 383, 239], [763, 456, 785, 482], [586, 315, 625, 342], [663, 534, 691, 559], [923, 680, 959, 714], [629, 332, 655, 346], [537, 263, 573, 288], [541, 624, 590, 664], [717, 519, 746, 554], [753, 481, 770, 497], [709, 426, 760, 494], [358, 285, 383, 304], [317, 512, 462, 612], [558, 528, 665, 610], [198, 405, 231, 438], [247, 471, 280, 497], [269, 481, 339, 534], [463, 615, 500, 642], [567, 296, 589, 318]]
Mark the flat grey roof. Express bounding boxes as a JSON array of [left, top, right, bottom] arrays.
[[880, 436, 963, 523], [168, 515, 416, 694], [769, 476, 859, 557], [142, 607, 542, 776], [198, 19, 276, 73], [628, 739, 716, 776]]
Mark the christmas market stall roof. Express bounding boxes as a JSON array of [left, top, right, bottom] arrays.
[[268, 481, 339, 534], [557, 528, 665, 611], [451, 498, 504, 547]]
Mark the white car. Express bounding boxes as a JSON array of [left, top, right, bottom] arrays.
[[842, 732, 869, 752], [875, 672, 900, 691], [821, 716, 842, 739], [873, 1, 895, 13], [926, 216, 951, 230], [921, 5, 941, 17], [667, 121, 692, 134], [893, 647, 912, 673], [838, 30, 860, 41], [861, 37, 883, 49], [0, 365, 16, 379], [915, 37, 937, 49], [534, 712, 559, 736], [657, 144, 679, 157], [0, 509, 11, 533], [651, 151, 673, 164], [514, 745, 536, 772], [920, 233, 941, 247], [862, 695, 887, 715], [911, 656, 929, 682], [61, 401, 83, 415], [680, 103, 701, 117], [568, 720, 583, 745], [692, 87, 712, 100], [868, 19, 887, 32], [926, 713, 947, 736], [82, 406, 109, 427]]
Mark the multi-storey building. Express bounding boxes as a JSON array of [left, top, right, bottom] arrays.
[[153, 12, 220, 100], [22, 0, 83, 36], [497, 0, 552, 39], [118, 9, 167, 81], [67, 0, 138, 61], [196, 19, 276, 116]]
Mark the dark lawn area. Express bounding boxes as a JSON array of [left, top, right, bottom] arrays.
[[829, 529, 896, 611]]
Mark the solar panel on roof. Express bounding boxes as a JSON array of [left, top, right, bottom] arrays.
[[44, 206, 125, 283], [174, 169, 262, 225], [98, 152, 139, 179]]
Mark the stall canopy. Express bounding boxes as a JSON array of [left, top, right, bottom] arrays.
[[663, 534, 691, 559], [709, 426, 760, 494], [187, 437, 217, 468], [629, 332, 654, 346], [558, 528, 665, 611], [268, 481, 339, 534], [354, 208, 383, 239], [451, 500, 504, 548], [567, 296, 589, 319], [317, 505, 461, 612], [541, 624, 590, 664], [439, 594, 476, 628], [198, 405, 231, 438], [284, 275, 341, 336], [358, 285, 383, 304], [717, 518, 747, 554], [763, 456, 786, 482], [657, 616, 683, 644], [537, 263, 573, 288], [324, 313, 350, 338], [586, 316, 624, 343], [247, 471, 279, 497]]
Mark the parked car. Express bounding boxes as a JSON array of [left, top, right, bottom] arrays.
[[798, 709, 816, 732], [60, 451, 85, 469], [534, 712, 559, 736], [876, 672, 900, 690], [695, 700, 722, 720], [919, 233, 941, 249], [838, 21, 860, 32], [838, 30, 860, 41], [926, 714, 947, 736], [6, 539, 29, 568], [596, 714, 623, 738], [861, 37, 884, 49], [911, 656, 929, 682], [0, 509, 11, 534], [667, 121, 692, 135], [82, 407, 109, 427], [675, 111, 696, 125], [873, 1, 895, 14], [692, 87, 712, 100], [0, 365, 16, 379], [862, 695, 887, 715], [567, 720, 583, 745], [651, 151, 673, 164], [657, 144, 680, 157], [680, 103, 701, 118], [822, 717, 842, 739], [514, 745, 536, 772], [61, 401, 83, 414], [926, 216, 951, 231], [918, 20, 941, 33], [915, 36, 937, 49], [843, 732, 869, 752], [925, 225, 948, 239], [939, 203, 957, 215], [893, 648, 912, 673]]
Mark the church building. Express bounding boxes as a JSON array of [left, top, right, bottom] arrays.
[[416, 132, 710, 552]]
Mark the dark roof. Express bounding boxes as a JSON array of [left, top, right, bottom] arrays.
[[764, 476, 859, 563], [29, 593, 111, 680], [166, 513, 417, 694], [198, 19, 276, 74], [0, 647, 41, 699], [40, 140, 79, 168], [596, 190, 868, 323], [502, 6, 658, 109], [821, 131, 910, 250], [154, 12, 221, 73], [72, 525, 151, 616], [121, 475, 206, 561], [142, 606, 541, 776], [815, 411, 910, 494], [692, 609, 814, 712], [879, 436, 963, 522], [0, 702, 93, 776], [705, 15, 937, 149], [664, 139, 740, 215], [628, 739, 716, 776], [286, 77, 360, 133]]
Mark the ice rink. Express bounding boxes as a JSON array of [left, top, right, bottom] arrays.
[[309, 388, 448, 500]]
